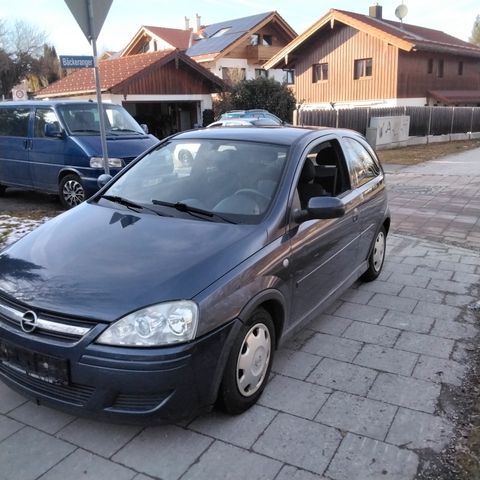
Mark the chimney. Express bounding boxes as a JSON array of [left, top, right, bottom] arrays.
[[369, 4, 382, 19], [196, 13, 201, 32], [184, 16, 190, 30]]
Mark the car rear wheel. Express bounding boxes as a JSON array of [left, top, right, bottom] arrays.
[[59, 174, 85, 209], [217, 308, 275, 414], [361, 226, 386, 282]]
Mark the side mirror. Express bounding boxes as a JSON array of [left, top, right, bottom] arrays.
[[294, 196, 345, 223], [97, 174, 113, 189], [45, 122, 63, 138], [140, 124, 149, 134]]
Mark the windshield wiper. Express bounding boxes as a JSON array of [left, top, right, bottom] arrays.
[[151, 200, 237, 224], [108, 128, 142, 136], [101, 195, 168, 217]]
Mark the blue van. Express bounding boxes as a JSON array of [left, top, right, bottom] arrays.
[[0, 101, 157, 208]]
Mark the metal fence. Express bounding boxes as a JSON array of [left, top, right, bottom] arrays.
[[297, 106, 480, 137]]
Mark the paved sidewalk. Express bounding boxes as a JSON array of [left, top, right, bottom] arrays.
[[0, 233, 478, 480]]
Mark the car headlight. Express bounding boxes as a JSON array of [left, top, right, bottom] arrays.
[[96, 301, 198, 347], [90, 157, 124, 168]]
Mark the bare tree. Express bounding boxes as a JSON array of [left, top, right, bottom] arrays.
[[7, 19, 48, 58]]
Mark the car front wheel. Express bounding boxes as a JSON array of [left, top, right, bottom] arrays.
[[218, 308, 275, 414], [59, 174, 85, 209], [361, 226, 386, 282]]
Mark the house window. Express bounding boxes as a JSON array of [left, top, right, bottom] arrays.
[[255, 69, 268, 79], [427, 58, 433, 74], [437, 59, 444, 78], [250, 34, 259, 46], [284, 69, 294, 85], [354, 58, 372, 79], [139, 42, 149, 53], [212, 27, 230, 37], [262, 35, 273, 46], [458, 61, 464, 76], [153, 40, 157, 51], [313, 63, 328, 82]]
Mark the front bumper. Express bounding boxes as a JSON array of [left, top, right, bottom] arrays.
[[0, 318, 237, 422]]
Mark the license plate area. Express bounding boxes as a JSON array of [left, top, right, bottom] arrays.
[[0, 339, 69, 386]]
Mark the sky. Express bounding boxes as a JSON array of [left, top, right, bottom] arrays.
[[1, 0, 479, 56]]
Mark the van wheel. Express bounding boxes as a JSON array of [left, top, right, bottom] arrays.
[[217, 308, 275, 414], [0, 185, 6, 196], [361, 226, 386, 282], [59, 174, 85, 209]]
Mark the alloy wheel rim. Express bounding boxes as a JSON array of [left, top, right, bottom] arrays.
[[372, 231, 385, 272], [63, 180, 85, 207], [236, 323, 271, 397]]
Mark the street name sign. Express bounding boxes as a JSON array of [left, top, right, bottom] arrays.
[[60, 56, 94, 69]]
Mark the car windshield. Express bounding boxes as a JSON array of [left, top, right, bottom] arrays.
[[103, 139, 288, 224], [57, 104, 145, 136]]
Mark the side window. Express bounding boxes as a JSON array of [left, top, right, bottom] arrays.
[[34, 108, 60, 137], [0, 108, 30, 137], [296, 139, 351, 209], [342, 137, 381, 188]]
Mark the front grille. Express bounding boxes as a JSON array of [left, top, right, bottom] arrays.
[[0, 293, 97, 342], [0, 363, 94, 406], [109, 391, 171, 412]]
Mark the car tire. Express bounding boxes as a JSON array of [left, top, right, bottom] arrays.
[[361, 226, 386, 282], [59, 174, 85, 209], [217, 308, 275, 415], [178, 149, 193, 165], [0, 184, 6, 196]]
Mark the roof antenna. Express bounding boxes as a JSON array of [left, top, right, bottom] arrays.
[[395, 2, 408, 28]]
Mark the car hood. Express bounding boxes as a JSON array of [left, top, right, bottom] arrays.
[[0, 203, 264, 322], [73, 134, 157, 159]]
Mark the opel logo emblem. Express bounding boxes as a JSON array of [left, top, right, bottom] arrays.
[[20, 310, 38, 333]]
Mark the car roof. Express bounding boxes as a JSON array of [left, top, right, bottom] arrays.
[[0, 100, 101, 107], [172, 126, 343, 146]]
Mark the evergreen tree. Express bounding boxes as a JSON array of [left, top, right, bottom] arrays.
[[470, 14, 480, 46]]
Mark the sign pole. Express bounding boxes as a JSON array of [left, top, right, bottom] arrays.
[[87, 0, 110, 175]]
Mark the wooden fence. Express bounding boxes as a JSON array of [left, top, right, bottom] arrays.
[[297, 106, 480, 137]]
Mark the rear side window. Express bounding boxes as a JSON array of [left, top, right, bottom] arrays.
[[342, 137, 381, 187], [0, 108, 30, 137], [34, 108, 60, 137]]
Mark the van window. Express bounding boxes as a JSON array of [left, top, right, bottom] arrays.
[[0, 108, 30, 137], [34, 108, 60, 137]]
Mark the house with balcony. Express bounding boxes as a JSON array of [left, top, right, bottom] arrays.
[[264, 5, 480, 108]]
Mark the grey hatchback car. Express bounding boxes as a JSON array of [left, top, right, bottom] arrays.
[[0, 126, 389, 421]]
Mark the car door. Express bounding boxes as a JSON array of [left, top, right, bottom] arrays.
[[288, 136, 363, 326], [341, 135, 387, 263], [29, 107, 66, 192]]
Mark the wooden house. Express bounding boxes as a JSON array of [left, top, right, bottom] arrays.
[[264, 6, 480, 107]]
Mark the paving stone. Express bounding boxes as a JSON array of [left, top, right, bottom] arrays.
[[453, 271, 480, 284], [460, 255, 480, 266], [189, 404, 276, 449], [368, 373, 441, 413], [403, 257, 440, 269], [325, 300, 343, 315], [396, 331, 454, 359], [431, 319, 478, 340], [357, 280, 403, 296], [9, 402, 74, 435], [113, 425, 212, 480], [272, 348, 321, 380], [283, 328, 316, 351], [438, 261, 476, 273], [308, 314, 352, 336], [413, 355, 467, 386], [399, 286, 445, 304], [182, 441, 281, 480], [428, 279, 471, 295], [386, 408, 453, 453], [326, 433, 419, 480], [38, 449, 136, 480], [354, 344, 418, 376], [276, 465, 326, 480], [253, 413, 341, 475], [333, 302, 386, 324], [0, 414, 23, 442], [380, 310, 434, 334], [368, 293, 417, 314], [0, 427, 75, 480], [0, 382, 27, 414], [340, 288, 374, 305], [451, 342, 476, 363], [316, 391, 397, 441], [132, 476, 155, 480], [58, 418, 142, 458], [383, 261, 415, 275], [301, 333, 362, 362], [342, 321, 400, 348], [415, 266, 454, 280], [414, 301, 462, 322], [258, 375, 330, 419], [307, 358, 377, 396], [388, 272, 431, 289], [444, 293, 477, 307]]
